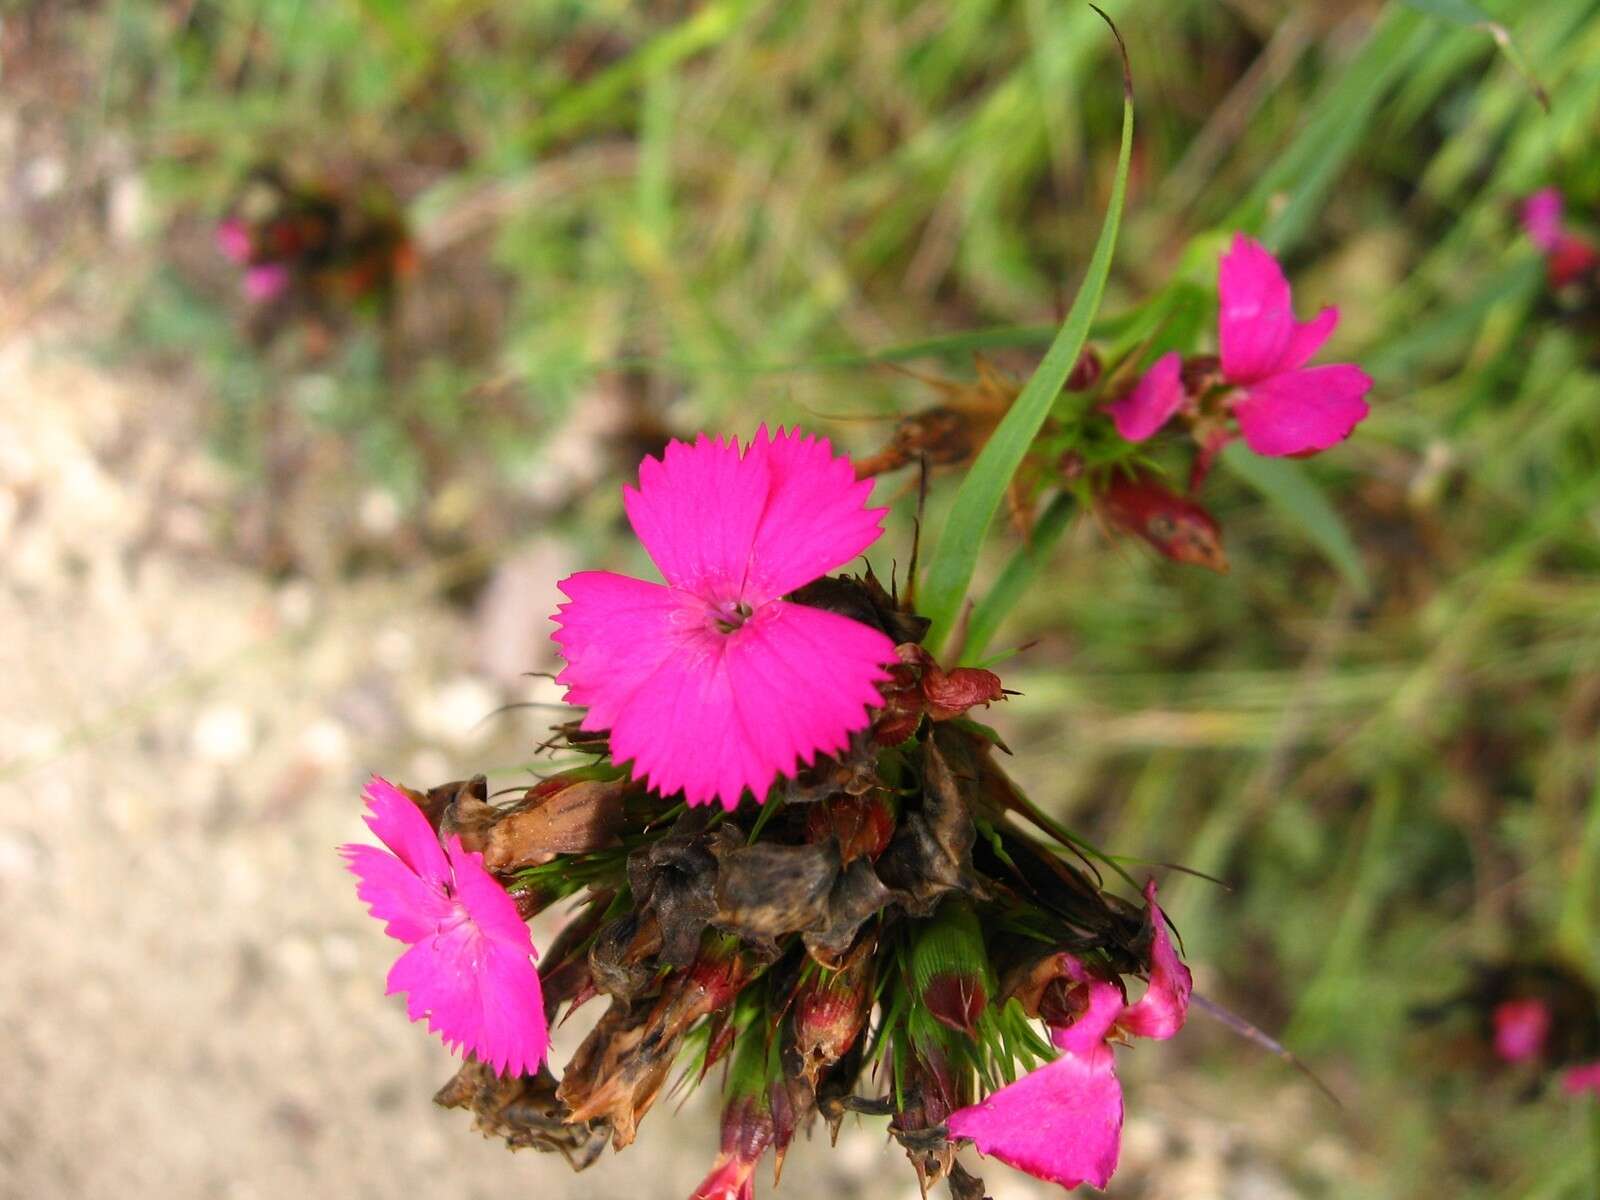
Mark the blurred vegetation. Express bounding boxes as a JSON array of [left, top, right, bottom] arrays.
[[43, 0, 1600, 1194]]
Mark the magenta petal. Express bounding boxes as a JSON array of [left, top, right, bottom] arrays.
[[1523, 189, 1565, 252], [621, 428, 884, 601], [1052, 976, 1127, 1056], [1233, 364, 1372, 457], [1492, 998, 1551, 1064], [597, 599, 893, 809], [948, 1043, 1124, 1191], [740, 426, 887, 600], [1218, 233, 1298, 384], [552, 570, 684, 730], [1562, 1060, 1600, 1097], [1118, 881, 1193, 1041], [1279, 305, 1339, 372], [340, 842, 452, 943], [359, 776, 450, 888], [624, 433, 769, 593], [1106, 352, 1184, 442], [386, 919, 548, 1077]]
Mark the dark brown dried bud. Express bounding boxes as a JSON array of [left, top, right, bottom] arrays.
[[561, 939, 760, 1148], [434, 1059, 608, 1171]]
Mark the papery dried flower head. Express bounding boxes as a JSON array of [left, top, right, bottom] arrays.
[[341, 776, 549, 1076], [552, 428, 898, 809]]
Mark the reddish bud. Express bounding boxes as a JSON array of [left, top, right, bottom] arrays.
[[874, 645, 1006, 743], [1548, 236, 1599, 289], [690, 1096, 772, 1200], [793, 940, 876, 1086], [1066, 346, 1103, 391], [1098, 470, 1229, 573], [804, 792, 896, 863], [923, 972, 989, 1038]]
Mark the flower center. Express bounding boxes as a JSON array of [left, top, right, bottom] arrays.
[[709, 598, 754, 635]]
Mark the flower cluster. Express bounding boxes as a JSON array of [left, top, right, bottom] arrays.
[[1108, 234, 1373, 467], [342, 430, 1201, 1197]]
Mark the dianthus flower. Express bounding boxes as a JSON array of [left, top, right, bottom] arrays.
[[1522, 188, 1598, 289], [1492, 997, 1551, 1064], [341, 776, 548, 1076], [946, 881, 1192, 1191], [1108, 234, 1373, 458], [552, 428, 897, 810]]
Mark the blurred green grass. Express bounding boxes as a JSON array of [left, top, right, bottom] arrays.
[[78, 0, 1600, 1194]]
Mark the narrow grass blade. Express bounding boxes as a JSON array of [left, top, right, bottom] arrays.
[[919, 9, 1134, 655], [1220, 442, 1371, 598], [1404, 0, 1550, 109]]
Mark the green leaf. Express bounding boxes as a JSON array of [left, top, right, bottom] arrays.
[[1403, 0, 1550, 109], [1220, 443, 1371, 597], [918, 16, 1134, 654]]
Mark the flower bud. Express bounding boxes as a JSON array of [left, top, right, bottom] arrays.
[[792, 937, 876, 1086], [1098, 470, 1228, 573], [804, 792, 896, 863], [909, 899, 994, 1038]]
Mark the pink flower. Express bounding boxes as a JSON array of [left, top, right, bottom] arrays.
[[1105, 351, 1184, 443], [215, 217, 253, 265], [1492, 997, 1552, 1064], [947, 881, 1192, 1191], [1522, 189, 1565, 253], [1110, 235, 1373, 458], [1563, 1060, 1600, 1097], [340, 776, 548, 1076], [1521, 188, 1599, 289], [552, 428, 897, 810], [243, 263, 291, 303]]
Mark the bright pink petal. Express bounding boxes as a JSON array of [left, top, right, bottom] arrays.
[[621, 428, 884, 602], [360, 776, 450, 889], [1118, 881, 1193, 1042], [1106, 352, 1184, 442], [551, 570, 685, 730], [446, 836, 542, 949], [1279, 305, 1339, 372], [340, 842, 452, 943], [1523, 189, 1565, 252], [1219, 234, 1298, 383], [1492, 998, 1551, 1064], [1562, 1060, 1600, 1097], [386, 918, 548, 1076], [592, 598, 893, 809], [244, 263, 290, 302], [948, 1041, 1124, 1191], [1052, 975, 1126, 1056], [739, 426, 886, 600], [624, 434, 768, 594], [1233, 364, 1372, 457]]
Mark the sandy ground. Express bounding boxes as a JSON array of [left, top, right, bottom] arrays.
[[0, 318, 1346, 1200]]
